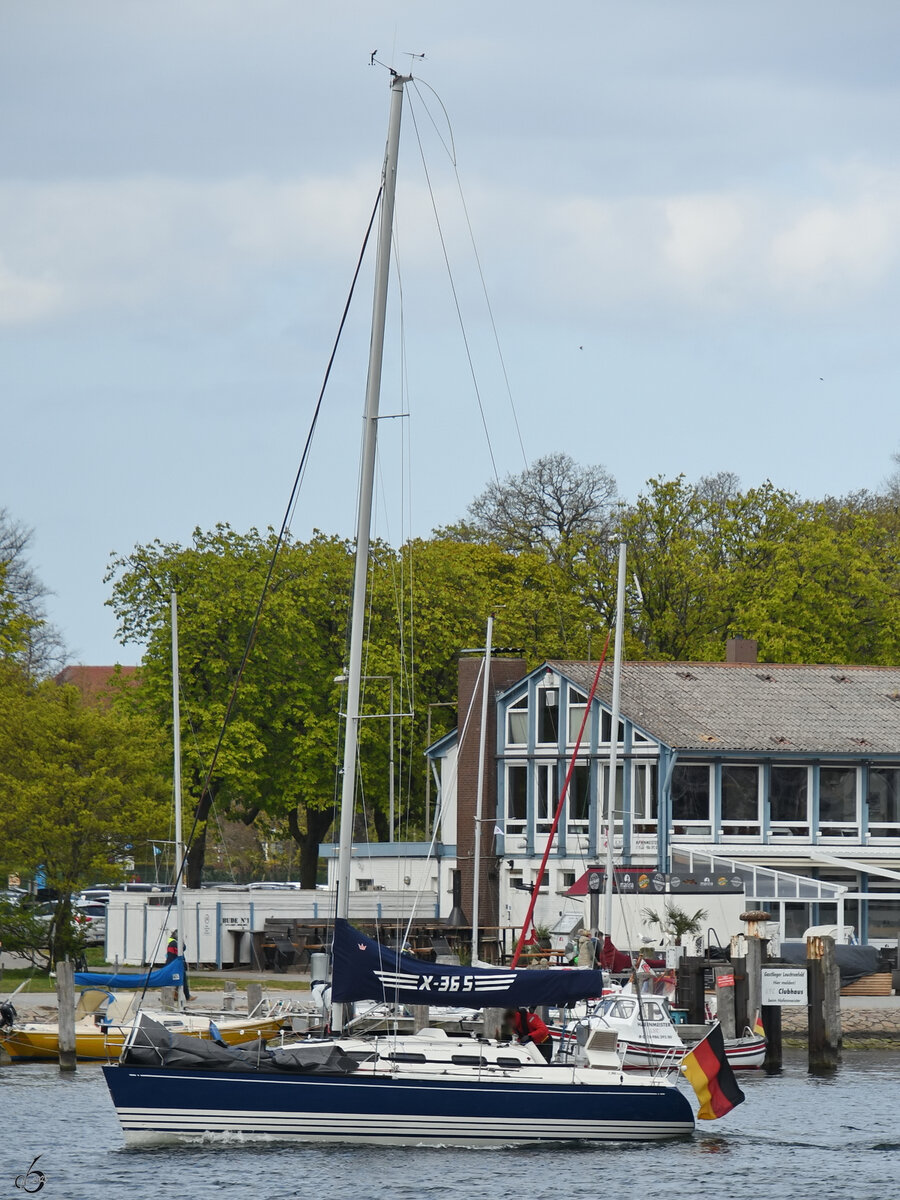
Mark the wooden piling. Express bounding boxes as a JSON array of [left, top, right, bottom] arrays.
[[822, 936, 842, 1060], [676, 956, 706, 1023], [222, 979, 237, 1012], [714, 965, 736, 1039], [745, 936, 763, 1030], [57, 961, 76, 1072], [411, 1005, 429, 1032], [761, 1002, 783, 1071], [732, 956, 749, 1032], [246, 982, 263, 1016], [807, 935, 840, 1069]]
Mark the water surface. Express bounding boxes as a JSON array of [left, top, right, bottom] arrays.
[[1, 1052, 897, 1200]]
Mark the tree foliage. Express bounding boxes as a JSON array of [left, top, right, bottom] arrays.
[[98, 452, 900, 887], [443, 452, 619, 563], [0, 672, 170, 965], [0, 509, 66, 678]]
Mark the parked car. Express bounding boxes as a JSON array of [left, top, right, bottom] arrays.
[[73, 902, 107, 945]]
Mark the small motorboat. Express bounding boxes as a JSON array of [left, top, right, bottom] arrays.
[[556, 993, 766, 1071]]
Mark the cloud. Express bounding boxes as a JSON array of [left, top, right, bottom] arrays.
[[0, 255, 64, 324], [0, 160, 899, 330]]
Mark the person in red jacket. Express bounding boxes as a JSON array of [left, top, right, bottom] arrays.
[[504, 1008, 553, 1063]]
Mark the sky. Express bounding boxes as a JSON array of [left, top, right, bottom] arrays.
[[2, 0, 899, 665]]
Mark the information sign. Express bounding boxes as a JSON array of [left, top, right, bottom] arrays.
[[761, 967, 808, 1006]]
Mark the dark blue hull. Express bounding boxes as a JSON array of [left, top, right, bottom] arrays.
[[102, 1064, 694, 1146]]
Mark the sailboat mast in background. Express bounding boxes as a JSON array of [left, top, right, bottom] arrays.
[[170, 592, 185, 961], [604, 542, 627, 936]]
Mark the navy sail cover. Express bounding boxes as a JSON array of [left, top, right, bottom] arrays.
[[332, 919, 606, 1009], [74, 954, 185, 990]]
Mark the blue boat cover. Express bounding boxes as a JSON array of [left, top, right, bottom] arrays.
[[332, 919, 606, 1009], [74, 955, 185, 989]]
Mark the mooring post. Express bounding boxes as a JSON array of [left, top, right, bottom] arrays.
[[740, 910, 770, 1033], [411, 1005, 429, 1032], [807, 935, 839, 1068], [246, 982, 263, 1016], [56, 960, 76, 1072], [822, 935, 842, 1062], [676, 956, 706, 1023], [222, 979, 237, 1012], [714, 965, 736, 1039], [732, 955, 749, 1033]]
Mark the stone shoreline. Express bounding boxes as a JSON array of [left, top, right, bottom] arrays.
[[782, 1006, 900, 1039]]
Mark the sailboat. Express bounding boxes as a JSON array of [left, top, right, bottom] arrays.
[[99, 71, 695, 1145]]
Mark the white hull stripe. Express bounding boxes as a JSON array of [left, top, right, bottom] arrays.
[[113, 1107, 691, 1141]]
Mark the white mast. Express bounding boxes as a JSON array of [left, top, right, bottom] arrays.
[[470, 614, 494, 967], [171, 592, 185, 988], [604, 543, 627, 937], [334, 73, 409, 1028]]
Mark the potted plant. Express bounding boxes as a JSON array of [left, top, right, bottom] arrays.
[[641, 904, 708, 947]]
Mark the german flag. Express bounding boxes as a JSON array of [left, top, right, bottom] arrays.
[[681, 1022, 745, 1120], [753, 1010, 765, 1037]]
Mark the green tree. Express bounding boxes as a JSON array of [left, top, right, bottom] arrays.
[[0, 509, 66, 677], [106, 526, 358, 888], [0, 673, 169, 966]]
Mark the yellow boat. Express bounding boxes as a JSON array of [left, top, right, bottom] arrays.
[[0, 989, 283, 1062]]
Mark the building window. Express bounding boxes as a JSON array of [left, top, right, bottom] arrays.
[[868, 767, 900, 837], [537, 689, 560, 745], [507, 695, 528, 746], [567, 762, 591, 833], [536, 763, 557, 832], [819, 766, 858, 836], [506, 764, 527, 829], [722, 764, 761, 837], [567, 688, 588, 743], [769, 765, 810, 836], [560, 871, 576, 891], [865, 885, 900, 939], [600, 764, 625, 838], [632, 762, 658, 834], [600, 710, 624, 744], [671, 764, 712, 835]]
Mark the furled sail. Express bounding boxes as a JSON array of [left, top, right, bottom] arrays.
[[73, 954, 186, 990], [332, 919, 606, 1009]]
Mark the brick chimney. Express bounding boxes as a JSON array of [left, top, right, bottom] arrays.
[[455, 655, 527, 944], [726, 637, 758, 664]]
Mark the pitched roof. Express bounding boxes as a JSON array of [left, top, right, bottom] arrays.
[[547, 660, 900, 755], [54, 664, 138, 707]]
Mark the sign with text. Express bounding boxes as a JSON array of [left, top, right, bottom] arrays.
[[761, 967, 808, 1006]]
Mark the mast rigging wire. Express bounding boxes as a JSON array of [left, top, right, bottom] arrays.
[[135, 186, 386, 1007]]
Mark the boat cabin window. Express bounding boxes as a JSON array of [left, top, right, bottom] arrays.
[[641, 1002, 664, 1021], [608, 999, 636, 1019], [387, 1052, 427, 1063], [451, 1054, 488, 1066], [495, 1056, 523, 1068]]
